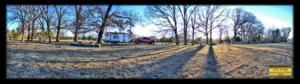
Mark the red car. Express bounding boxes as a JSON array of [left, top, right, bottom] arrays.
[[133, 37, 155, 44]]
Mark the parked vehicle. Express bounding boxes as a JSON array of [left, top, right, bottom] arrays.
[[133, 37, 155, 44]]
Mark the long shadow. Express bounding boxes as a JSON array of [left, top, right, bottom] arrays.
[[7, 44, 176, 63], [125, 46, 204, 79], [203, 45, 221, 79], [50, 46, 205, 78], [8, 46, 204, 78]]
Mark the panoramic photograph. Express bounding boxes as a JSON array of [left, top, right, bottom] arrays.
[[6, 5, 293, 79]]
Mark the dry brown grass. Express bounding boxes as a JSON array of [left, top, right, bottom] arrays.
[[212, 44, 267, 78], [232, 44, 292, 57], [6, 40, 293, 79], [181, 44, 292, 79], [181, 45, 208, 78], [7, 40, 196, 78]]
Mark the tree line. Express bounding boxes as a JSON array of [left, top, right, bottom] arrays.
[[7, 5, 140, 46], [7, 5, 292, 46], [145, 5, 291, 45]]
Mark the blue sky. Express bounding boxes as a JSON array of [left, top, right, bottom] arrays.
[[226, 5, 293, 28], [224, 5, 293, 39], [7, 5, 293, 39], [120, 5, 293, 38]]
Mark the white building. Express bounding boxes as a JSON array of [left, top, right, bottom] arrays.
[[103, 32, 132, 43]]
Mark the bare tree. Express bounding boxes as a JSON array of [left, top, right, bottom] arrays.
[[40, 5, 53, 43], [265, 27, 282, 43], [88, 5, 140, 45], [232, 10, 265, 44], [218, 25, 224, 43], [54, 5, 68, 42], [196, 5, 228, 45], [272, 28, 281, 43], [37, 17, 46, 42], [89, 5, 113, 44], [248, 20, 264, 43], [26, 19, 31, 41], [26, 6, 41, 41], [190, 7, 200, 45], [224, 25, 231, 43], [73, 5, 84, 42], [190, 15, 196, 45], [178, 5, 197, 45], [8, 5, 28, 42], [195, 7, 208, 44], [70, 5, 99, 42], [231, 8, 257, 43], [145, 5, 180, 45], [78, 21, 97, 40], [281, 27, 291, 42], [266, 28, 272, 42], [240, 12, 257, 43]]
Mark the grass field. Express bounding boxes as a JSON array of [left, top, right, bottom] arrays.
[[6, 40, 293, 79]]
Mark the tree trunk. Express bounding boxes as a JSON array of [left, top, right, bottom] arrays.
[[174, 30, 179, 45], [43, 31, 46, 43], [209, 20, 213, 45], [74, 29, 78, 42], [74, 13, 79, 42], [96, 5, 112, 45], [96, 28, 104, 44], [56, 21, 61, 42], [192, 28, 195, 45], [47, 22, 51, 43], [27, 23, 31, 41], [183, 18, 188, 45], [199, 38, 202, 46], [41, 23, 45, 43], [210, 31, 212, 44], [31, 21, 35, 41], [233, 24, 238, 44], [219, 35, 222, 44], [219, 29, 223, 44], [21, 22, 25, 42], [56, 27, 60, 42], [184, 25, 187, 45], [205, 33, 208, 45]]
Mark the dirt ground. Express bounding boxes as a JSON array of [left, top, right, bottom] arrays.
[[6, 40, 293, 79]]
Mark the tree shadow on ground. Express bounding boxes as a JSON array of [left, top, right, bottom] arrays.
[[7, 45, 204, 78], [203, 45, 221, 79], [50, 46, 205, 79], [120, 46, 204, 79], [6, 43, 177, 63]]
